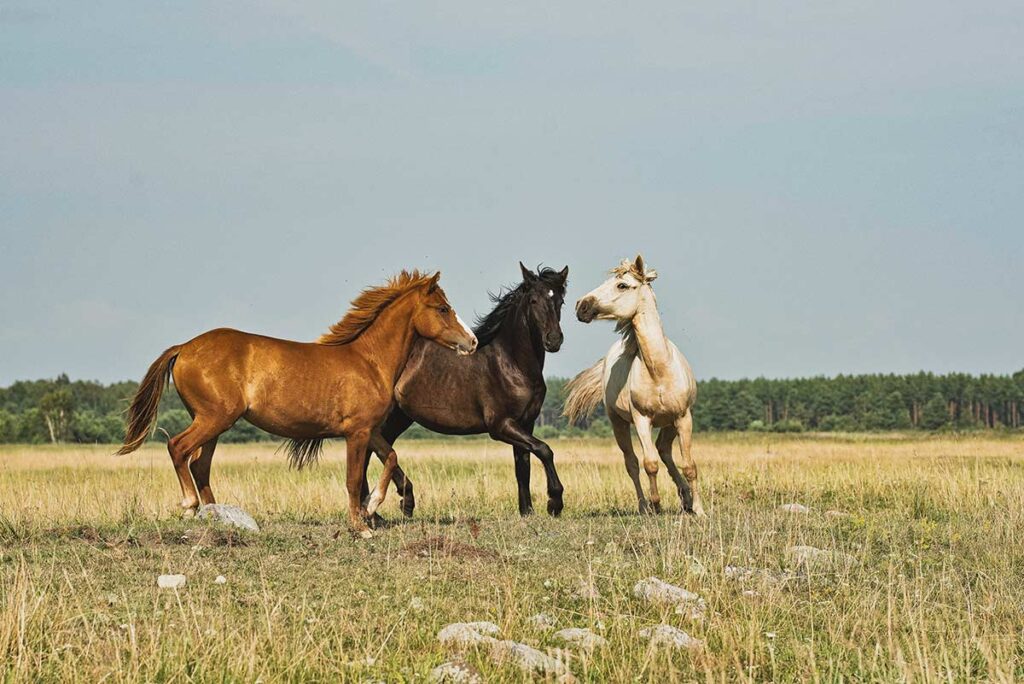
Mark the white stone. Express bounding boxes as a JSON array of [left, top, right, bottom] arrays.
[[197, 504, 260, 532], [157, 574, 186, 589], [724, 564, 793, 587], [214, 575, 227, 585], [684, 555, 708, 578], [438, 622, 500, 648], [778, 503, 809, 514], [786, 545, 856, 572], [639, 624, 703, 651], [486, 639, 574, 680], [572, 578, 601, 600], [528, 613, 557, 630], [633, 577, 706, 618], [429, 661, 482, 684], [553, 627, 607, 651]]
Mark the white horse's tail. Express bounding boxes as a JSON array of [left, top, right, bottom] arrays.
[[564, 358, 605, 425]]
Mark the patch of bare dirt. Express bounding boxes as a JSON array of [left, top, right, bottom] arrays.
[[400, 535, 501, 561]]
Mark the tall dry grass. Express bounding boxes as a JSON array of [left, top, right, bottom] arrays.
[[1, 433, 1022, 681]]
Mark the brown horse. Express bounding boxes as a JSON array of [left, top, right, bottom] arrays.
[[117, 271, 477, 536]]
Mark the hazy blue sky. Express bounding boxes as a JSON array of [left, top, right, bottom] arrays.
[[1, 2, 1022, 385]]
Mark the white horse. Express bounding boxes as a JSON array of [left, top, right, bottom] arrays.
[[565, 255, 704, 516]]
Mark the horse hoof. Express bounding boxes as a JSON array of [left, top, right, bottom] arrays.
[[358, 528, 374, 540], [547, 499, 563, 517], [181, 507, 197, 519], [400, 496, 415, 518]]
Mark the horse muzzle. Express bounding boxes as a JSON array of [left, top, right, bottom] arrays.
[[575, 297, 597, 323], [453, 335, 478, 356], [544, 332, 564, 353]]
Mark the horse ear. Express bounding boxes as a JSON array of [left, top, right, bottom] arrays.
[[427, 272, 441, 293], [633, 254, 645, 275], [519, 261, 536, 283], [557, 265, 569, 283]]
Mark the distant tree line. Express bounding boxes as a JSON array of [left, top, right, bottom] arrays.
[[0, 370, 1021, 445]]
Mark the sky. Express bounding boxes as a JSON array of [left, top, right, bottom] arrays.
[[1, 1, 1022, 386]]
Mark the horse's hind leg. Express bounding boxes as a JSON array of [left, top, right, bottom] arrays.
[[189, 438, 219, 506], [168, 419, 229, 514], [611, 413, 648, 514], [675, 411, 705, 517], [656, 427, 692, 511]]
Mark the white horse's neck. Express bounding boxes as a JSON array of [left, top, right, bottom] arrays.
[[627, 287, 672, 377]]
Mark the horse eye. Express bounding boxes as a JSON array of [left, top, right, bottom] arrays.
[[617, 283, 629, 290], [438, 305, 450, 315]]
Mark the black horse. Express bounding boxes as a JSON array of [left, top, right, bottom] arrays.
[[362, 263, 568, 517]]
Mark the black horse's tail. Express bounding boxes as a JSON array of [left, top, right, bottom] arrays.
[[284, 438, 325, 470]]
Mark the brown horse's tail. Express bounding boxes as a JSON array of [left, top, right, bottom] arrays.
[[564, 357, 605, 425], [117, 345, 182, 455]]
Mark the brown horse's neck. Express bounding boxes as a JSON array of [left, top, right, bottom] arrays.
[[346, 292, 420, 386], [630, 288, 671, 377]]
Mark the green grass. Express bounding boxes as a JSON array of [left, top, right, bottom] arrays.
[[1, 434, 1023, 681]]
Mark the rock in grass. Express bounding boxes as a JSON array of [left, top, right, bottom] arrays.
[[724, 565, 794, 587], [157, 574, 186, 589], [639, 624, 703, 651], [778, 503, 809, 514], [438, 622, 500, 648], [553, 627, 607, 651], [486, 639, 574, 680], [786, 545, 856, 572], [197, 504, 260, 532], [437, 622, 575, 681], [633, 577, 706, 618], [684, 555, 708, 578], [214, 575, 227, 585], [572, 578, 602, 601], [429, 661, 482, 684], [528, 613, 557, 630]]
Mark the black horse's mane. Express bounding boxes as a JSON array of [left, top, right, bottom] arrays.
[[473, 267, 565, 347]]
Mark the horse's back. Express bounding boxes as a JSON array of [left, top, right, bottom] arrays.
[[171, 328, 376, 434]]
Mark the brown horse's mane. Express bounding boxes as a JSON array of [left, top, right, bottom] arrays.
[[317, 270, 432, 346]]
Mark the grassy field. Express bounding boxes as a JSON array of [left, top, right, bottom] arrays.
[[1, 433, 1023, 682]]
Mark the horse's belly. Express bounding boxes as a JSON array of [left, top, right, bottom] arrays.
[[242, 409, 339, 440]]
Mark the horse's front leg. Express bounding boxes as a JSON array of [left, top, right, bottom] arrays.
[[610, 412, 647, 513], [513, 446, 534, 515], [631, 412, 662, 513], [364, 431, 399, 517], [345, 429, 374, 538], [491, 418, 564, 516]]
